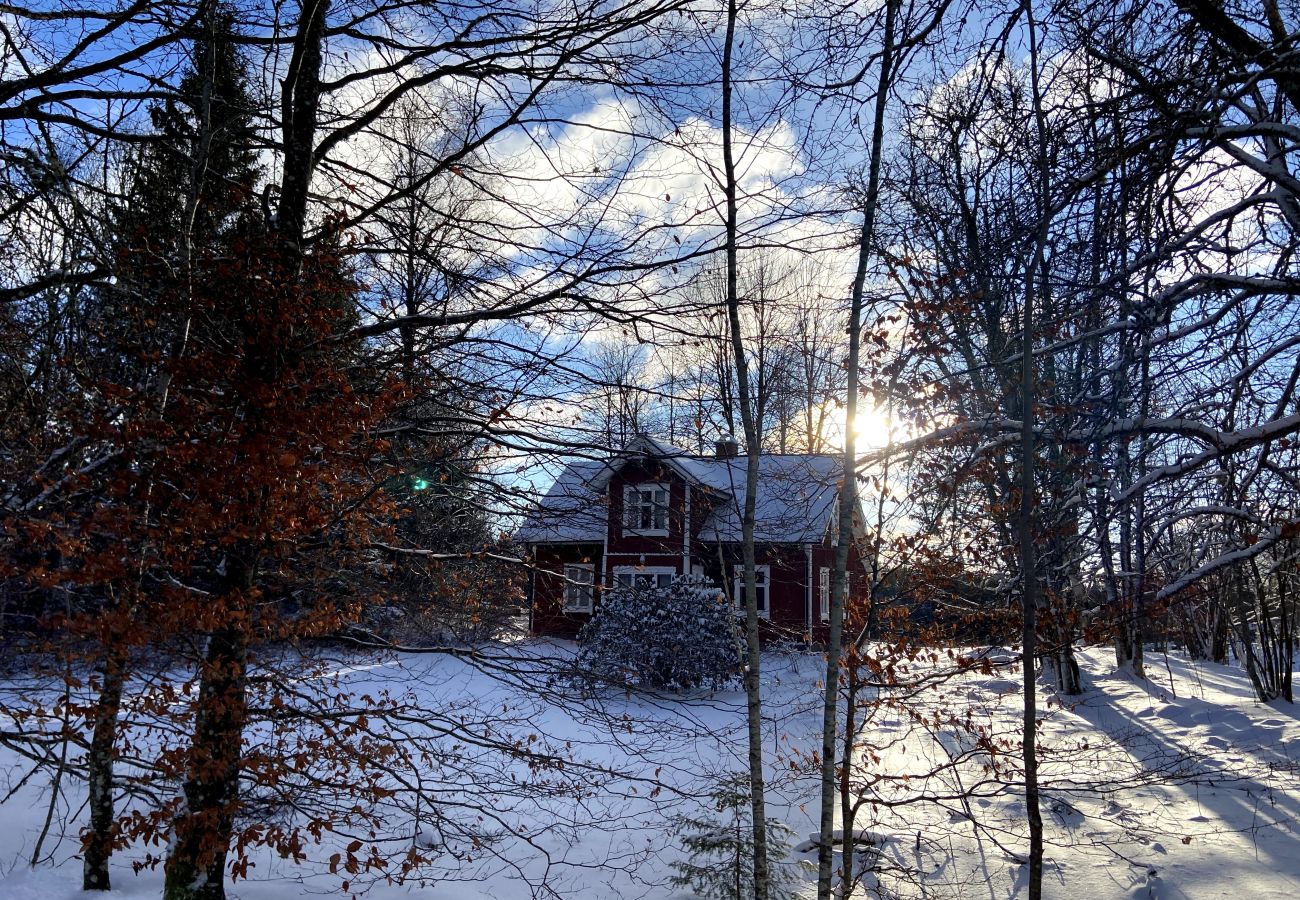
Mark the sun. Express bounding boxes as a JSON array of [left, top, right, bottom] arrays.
[[851, 405, 898, 450], [811, 401, 905, 452]]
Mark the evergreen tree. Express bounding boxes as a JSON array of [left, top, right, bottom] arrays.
[[86, 4, 259, 390], [671, 775, 803, 900], [126, 4, 258, 248]]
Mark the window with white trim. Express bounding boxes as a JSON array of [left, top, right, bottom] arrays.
[[819, 567, 830, 622], [612, 566, 677, 590], [563, 564, 595, 613], [623, 483, 670, 534], [732, 564, 770, 618]]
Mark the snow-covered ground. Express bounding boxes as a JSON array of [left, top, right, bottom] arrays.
[[1, 643, 1296, 899], [856, 647, 1300, 899]]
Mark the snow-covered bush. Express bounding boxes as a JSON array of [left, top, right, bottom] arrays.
[[577, 575, 738, 691]]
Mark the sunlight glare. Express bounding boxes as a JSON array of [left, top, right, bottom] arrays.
[[851, 406, 899, 450]]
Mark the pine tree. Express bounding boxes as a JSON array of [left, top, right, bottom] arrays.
[[670, 775, 802, 900], [85, 3, 259, 391], [125, 3, 258, 247]]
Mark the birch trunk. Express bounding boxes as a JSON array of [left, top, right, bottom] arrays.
[[817, 2, 898, 897], [719, 1, 769, 894]]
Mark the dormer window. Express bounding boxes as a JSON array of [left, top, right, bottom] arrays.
[[623, 483, 669, 535]]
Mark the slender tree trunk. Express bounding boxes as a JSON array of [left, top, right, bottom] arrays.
[[817, 3, 898, 897], [1128, 317, 1153, 678], [718, 2, 769, 895], [83, 647, 128, 890], [1018, 247, 1045, 900], [836, 426, 895, 898], [837, 659, 859, 900], [1022, 2, 1048, 893], [1281, 575, 1294, 702], [1115, 440, 1137, 670], [1231, 574, 1272, 701]]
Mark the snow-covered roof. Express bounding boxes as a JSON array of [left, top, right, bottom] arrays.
[[514, 458, 610, 543], [516, 438, 844, 545], [694, 453, 842, 543]]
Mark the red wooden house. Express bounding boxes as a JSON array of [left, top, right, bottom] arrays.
[[518, 435, 867, 641]]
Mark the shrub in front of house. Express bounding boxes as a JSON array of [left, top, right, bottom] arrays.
[[577, 575, 739, 691]]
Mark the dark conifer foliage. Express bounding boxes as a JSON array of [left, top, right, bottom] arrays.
[[88, 4, 261, 393]]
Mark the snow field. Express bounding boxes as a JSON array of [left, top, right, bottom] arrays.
[[0, 643, 1296, 899]]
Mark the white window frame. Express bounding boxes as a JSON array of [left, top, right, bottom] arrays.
[[819, 566, 830, 623], [612, 565, 677, 591], [732, 564, 771, 619], [622, 483, 670, 536], [562, 563, 595, 613]]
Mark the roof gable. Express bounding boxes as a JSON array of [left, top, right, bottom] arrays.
[[695, 453, 842, 543], [586, 434, 707, 490]]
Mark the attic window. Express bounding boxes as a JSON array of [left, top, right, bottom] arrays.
[[623, 484, 669, 534]]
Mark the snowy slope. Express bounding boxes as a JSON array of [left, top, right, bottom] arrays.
[[0, 645, 1296, 899], [845, 647, 1300, 900]]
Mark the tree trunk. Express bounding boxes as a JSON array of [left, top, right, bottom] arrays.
[[719, 3, 769, 895], [277, 0, 330, 251], [1018, 264, 1045, 900], [1233, 592, 1272, 702], [1279, 574, 1293, 703], [837, 660, 860, 900], [162, 622, 249, 900], [83, 648, 128, 890], [1055, 574, 1084, 695], [1050, 648, 1083, 696], [816, 3, 898, 896], [1022, 4, 1048, 894]]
